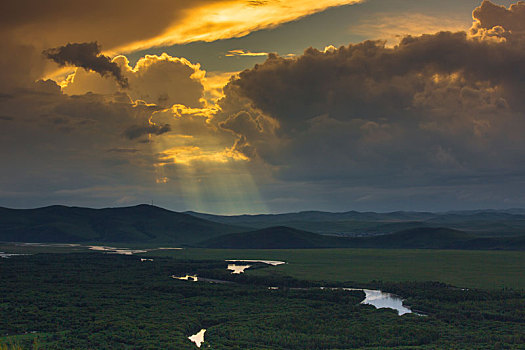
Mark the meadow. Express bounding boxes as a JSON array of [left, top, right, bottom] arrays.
[[147, 248, 525, 290], [2, 243, 523, 289]]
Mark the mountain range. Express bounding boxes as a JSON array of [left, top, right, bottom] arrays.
[[198, 226, 525, 250], [0, 205, 524, 250], [187, 209, 525, 236], [0, 205, 244, 245]]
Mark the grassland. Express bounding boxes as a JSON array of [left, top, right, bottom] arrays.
[[2, 243, 523, 289], [146, 248, 525, 290]]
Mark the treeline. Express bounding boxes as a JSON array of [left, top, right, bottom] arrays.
[[0, 253, 523, 349]]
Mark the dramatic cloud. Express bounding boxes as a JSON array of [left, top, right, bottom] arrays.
[[63, 53, 206, 108], [0, 44, 256, 211], [124, 123, 171, 140], [226, 49, 269, 57], [43, 42, 128, 88], [472, 0, 525, 33], [224, 32, 525, 127], [3, 0, 525, 212], [0, 40, 48, 93], [0, 77, 251, 211], [212, 1, 525, 209], [2, 0, 363, 54]]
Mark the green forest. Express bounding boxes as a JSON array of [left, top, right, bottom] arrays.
[[0, 253, 523, 349]]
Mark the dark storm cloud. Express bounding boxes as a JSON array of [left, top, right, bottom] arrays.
[[0, 41, 47, 94], [43, 42, 128, 88], [124, 123, 171, 140], [3, 0, 525, 212], [216, 1, 525, 204], [222, 32, 525, 131], [0, 81, 165, 207]]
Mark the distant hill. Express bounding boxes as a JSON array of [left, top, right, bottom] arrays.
[[198, 226, 525, 250], [186, 210, 525, 237], [198, 226, 345, 249], [0, 205, 245, 245], [366, 227, 525, 249], [360, 227, 475, 249], [2, 205, 524, 249]]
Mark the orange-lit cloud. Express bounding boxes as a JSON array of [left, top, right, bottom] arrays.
[[62, 52, 240, 106], [226, 49, 269, 57], [63, 53, 206, 108], [157, 146, 248, 166], [6, 0, 525, 213], [3, 0, 364, 56], [116, 0, 365, 53], [203, 71, 240, 104]]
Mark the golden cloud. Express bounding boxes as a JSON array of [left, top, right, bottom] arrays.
[[3, 0, 364, 56], [157, 146, 248, 166], [203, 71, 240, 104], [117, 0, 365, 53], [63, 53, 207, 108], [226, 49, 269, 57]]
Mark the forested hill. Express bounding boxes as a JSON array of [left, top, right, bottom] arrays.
[[197, 226, 525, 250], [186, 209, 525, 237], [0, 205, 246, 244], [198, 226, 345, 249], [1, 205, 524, 249]]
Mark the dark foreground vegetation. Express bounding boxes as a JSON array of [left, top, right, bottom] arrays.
[[0, 253, 523, 349]]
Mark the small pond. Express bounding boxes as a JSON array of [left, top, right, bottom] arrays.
[[188, 329, 206, 348]]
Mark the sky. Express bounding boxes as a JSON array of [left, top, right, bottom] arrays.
[[1, 0, 525, 214]]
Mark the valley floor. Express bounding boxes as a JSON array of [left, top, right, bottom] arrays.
[[146, 248, 525, 290], [0, 252, 523, 349]]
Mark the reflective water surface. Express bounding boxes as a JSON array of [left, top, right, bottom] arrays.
[[0, 252, 26, 258], [188, 329, 206, 348], [359, 289, 413, 315], [88, 246, 148, 255], [227, 264, 251, 274], [171, 275, 198, 282], [226, 259, 285, 266]]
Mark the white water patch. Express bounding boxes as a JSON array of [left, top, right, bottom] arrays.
[[341, 288, 414, 315], [172, 275, 198, 282], [361, 289, 412, 315], [17, 243, 81, 247], [0, 252, 26, 258], [226, 260, 285, 266], [88, 246, 148, 255], [227, 264, 251, 274], [188, 329, 206, 348], [140, 258, 154, 262]]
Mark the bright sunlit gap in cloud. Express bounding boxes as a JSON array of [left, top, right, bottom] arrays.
[[114, 0, 365, 53]]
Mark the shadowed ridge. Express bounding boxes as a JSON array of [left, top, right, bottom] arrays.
[[198, 225, 525, 250], [0, 205, 246, 244], [197, 225, 343, 249]]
